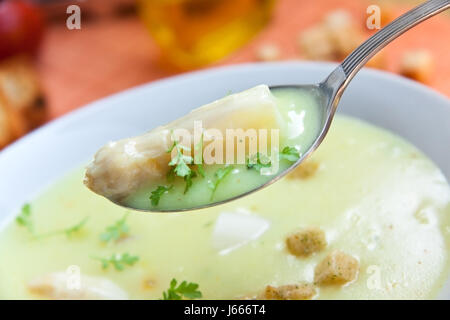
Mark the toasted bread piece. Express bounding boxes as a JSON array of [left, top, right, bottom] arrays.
[[0, 56, 46, 130], [287, 159, 319, 179], [324, 10, 363, 59], [286, 227, 327, 257], [298, 25, 336, 61], [399, 50, 434, 83], [0, 93, 27, 149], [314, 250, 359, 286], [263, 283, 317, 300]]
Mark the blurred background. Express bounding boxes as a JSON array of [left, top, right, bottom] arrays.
[[0, 0, 448, 150]]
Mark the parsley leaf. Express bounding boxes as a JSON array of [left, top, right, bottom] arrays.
[[183, 171, 197, 194], [150, 185, 173, 206], [167, 140, 193, 178], [16, 203, 34, 234], [279, 146, 301, 162], [194, 133, 204, 165], [246, 153, 272, 172], [93, 252, 139, 271], [100, 214, 130, 242], [63, 217, 89, 237], [162, 278, 202, 300], [194, 134, 206, 178], [208, 166, 234, 199], [167, 138, 199, 191], [166, 167, 176, 183], [36, 217, 89, 239], [197, 164, 205, 178]]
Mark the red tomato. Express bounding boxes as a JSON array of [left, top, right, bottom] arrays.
[[0, 0, 45, 60]]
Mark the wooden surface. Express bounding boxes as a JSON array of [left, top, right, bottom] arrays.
[[36, 0, 450, 120]]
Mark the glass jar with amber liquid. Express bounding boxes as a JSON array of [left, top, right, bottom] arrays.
[[138, 0, 275, 69]]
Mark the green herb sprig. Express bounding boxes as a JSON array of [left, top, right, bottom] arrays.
[[150, 185, 173, 206], [246, 153, 272, 172], [16, 203, 33, 234], [162, 278, 202, 300], [93, 252, 139, 271], [36, 217, 89, 239], [167, 140, 193, 178], [279, 146, 301, 162], [208, 166, 234, 199], [100, 214, 130, 242]]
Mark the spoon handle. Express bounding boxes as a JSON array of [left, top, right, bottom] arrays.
[[325, 0, 449, 98]]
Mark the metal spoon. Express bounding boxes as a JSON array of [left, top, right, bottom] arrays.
[[115, 0, 449, 212]]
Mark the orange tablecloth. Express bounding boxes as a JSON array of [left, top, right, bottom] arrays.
[[36, 0, 450, 119]]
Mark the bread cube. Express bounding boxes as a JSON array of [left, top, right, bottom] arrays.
[[286, 227, 327, 257], [324, 10, 363, 58], [263, 283, 316, 300], [298, 25, 336, 61], [399, 50, 434, 83], [314, 250, 359, 285], [0, 56, 46, 130], [287, 160, 319, 179], [0, 94, 26, 149]]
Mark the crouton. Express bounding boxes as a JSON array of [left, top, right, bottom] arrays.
[[287, 159, 319, 179], [314, 250, 359, 285], [286, 227, 327, 257], [399, 50, 434, 83], [256, 44, 281, 61], [28, 272, 128, 300], [0, 56, 46, 130], [263, 283, 317, 300], [298, 25, 336, 61], [0, 93, 27, 149], [324, 10, 363, 59]]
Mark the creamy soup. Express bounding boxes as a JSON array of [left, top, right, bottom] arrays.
[[0, 115, 449, 299]]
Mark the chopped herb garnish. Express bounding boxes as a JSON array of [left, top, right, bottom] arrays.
[[162, 278, 202, 300], [246, 153, 272, 172], [195, 134, 206, 178], [16, 203, 33, 234], [166, 167, 176, 183], [16, 203, 88, 238], [36, 217, 89, 239], [279, 146, 301, 162], [194, 133, 204, 165], [167, 140, 193, 178], [93, 252, 139, 271], [183, 171, 197, 194], [63, 217, 89, 237], [208, 166, 234, 199], [100, 214, 130, 242], [150, 185, 173, 206], [167, 138, 200, 191], [197, 164, 205, 178]]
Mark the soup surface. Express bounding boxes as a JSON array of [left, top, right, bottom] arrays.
[[0, 115, 449, 299]]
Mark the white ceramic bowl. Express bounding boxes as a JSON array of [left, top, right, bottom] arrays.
[[0, 62, 449, 299]]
